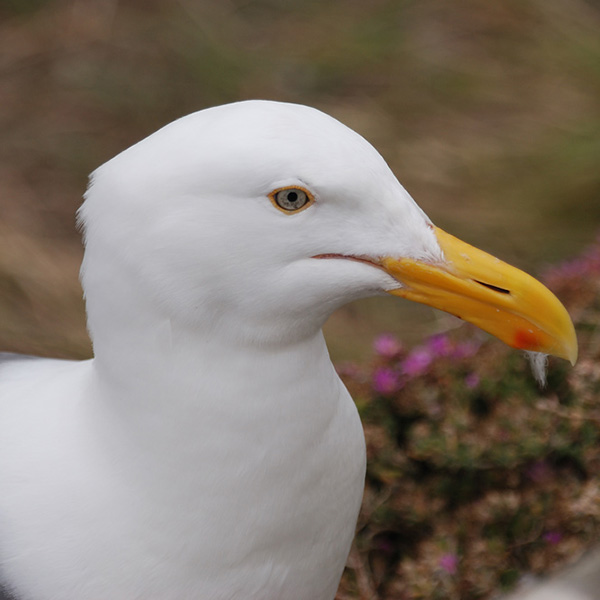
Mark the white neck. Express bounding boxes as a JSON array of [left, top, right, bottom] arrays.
[[86, 308, 343, 478]]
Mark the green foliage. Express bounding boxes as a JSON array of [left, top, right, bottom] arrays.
[[1, 0, 50, 17]]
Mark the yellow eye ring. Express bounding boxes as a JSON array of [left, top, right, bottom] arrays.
[[269, 186, 315, 214]]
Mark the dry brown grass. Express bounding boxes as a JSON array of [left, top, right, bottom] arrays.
[[1, 0, 599, 360]]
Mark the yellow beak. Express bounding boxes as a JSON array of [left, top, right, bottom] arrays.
[[381, 226, 577, 364]]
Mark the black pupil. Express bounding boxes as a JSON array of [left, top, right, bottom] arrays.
[[287, 191, 298, 203]]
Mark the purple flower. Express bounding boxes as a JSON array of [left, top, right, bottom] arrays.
[[335, 362, 360, 378], [525, 460, 552, 483], [427, 334, 453, 357], [465, 373, 479, 389], [376, 538, 394, 552], [543, 531, 562, 545], [542, 235, 600, 285], [402, 348, 432, 377], [451, 341, 480, 359], [372, 367, 402, 395], [544, 257, 594, 282], [439, 553, 459, 574], [373, 333, 403, 358]]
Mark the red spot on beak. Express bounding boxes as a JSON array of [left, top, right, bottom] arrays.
[[514, 328, 542, 351]]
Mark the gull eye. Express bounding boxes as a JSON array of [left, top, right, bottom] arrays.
[[269, 187, 314, 213]]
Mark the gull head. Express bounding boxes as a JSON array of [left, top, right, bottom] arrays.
[[79, 100, 576, 363]]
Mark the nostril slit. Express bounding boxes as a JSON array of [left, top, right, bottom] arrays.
[[474, 280, 511, 294]]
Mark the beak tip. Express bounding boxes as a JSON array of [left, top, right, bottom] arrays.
[[559, 316, 578, 366], [567, 338, 578, 366]]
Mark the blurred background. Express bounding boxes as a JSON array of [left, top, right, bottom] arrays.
[[2, 3, 600, 598], [0, 0, 599, 359]]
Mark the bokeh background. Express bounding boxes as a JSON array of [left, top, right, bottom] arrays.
[[2, 2, 600, 599], [1, 0, 599, 361]]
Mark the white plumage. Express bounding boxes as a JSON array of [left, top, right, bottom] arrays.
[[0, 100, 576, 600], [0, 101, 440, 600]]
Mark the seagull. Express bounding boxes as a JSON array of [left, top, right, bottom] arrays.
[[0, 100, 576, 600]]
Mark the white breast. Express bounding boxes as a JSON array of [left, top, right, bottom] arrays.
[[0, 334, 366, 600]]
